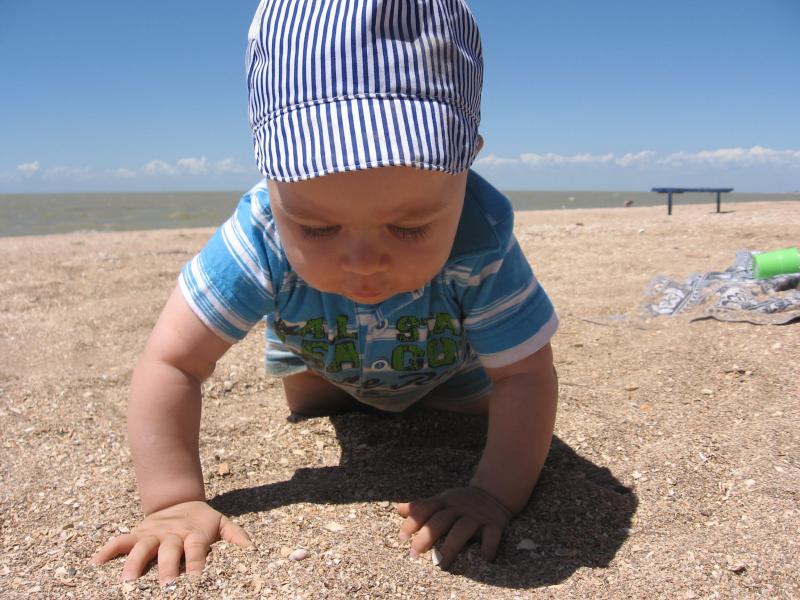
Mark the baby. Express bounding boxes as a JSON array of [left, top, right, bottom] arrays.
[[92, 0, 559, 583]]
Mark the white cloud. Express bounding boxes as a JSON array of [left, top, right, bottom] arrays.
[[176, 156, 208, 175], [42, 165, 93, 180], [140, 156, 247, 176], [660, 146, 800, 168], [615, 150, 657, 167], [4, 146, 797, 191], [143, 159, 177, 176], [17, 161, 40, 175], [521, 152, 615, 166], [474, 153, 518, 167], [477, 152, 616, 167], [474, 146, 800, 170], [107, 167, 137, 178]]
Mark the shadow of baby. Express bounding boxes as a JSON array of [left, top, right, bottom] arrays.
[[210, 409, 636, 589]]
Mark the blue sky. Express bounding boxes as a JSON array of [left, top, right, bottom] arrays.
[[1, 0, 798, 193]]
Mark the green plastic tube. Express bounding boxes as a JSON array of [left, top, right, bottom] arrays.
[[753, 247, 800, 279]]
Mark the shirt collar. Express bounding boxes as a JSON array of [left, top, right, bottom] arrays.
[[447, 171, 502, 263]]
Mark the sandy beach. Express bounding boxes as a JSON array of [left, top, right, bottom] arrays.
[[1, 200, 798, 598]]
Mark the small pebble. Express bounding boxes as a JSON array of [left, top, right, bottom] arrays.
[[55, 566, 68, 578], [323, 521, 345, 533], [218, 462, 230, 476], [728, 562, 747, 574], [289, 548, 309, 561], [516, 539, 537, 550], [223, 380, 234, 391], [701, 389, 713, 396], [624, 384, 639, 391], [431, 548, 443, 566]]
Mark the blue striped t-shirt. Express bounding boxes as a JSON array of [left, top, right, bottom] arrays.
[[179, 170, 558, 407]]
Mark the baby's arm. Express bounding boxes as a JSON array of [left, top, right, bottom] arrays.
[[397, 342, 558, 567], [91, 287, 252, 583]]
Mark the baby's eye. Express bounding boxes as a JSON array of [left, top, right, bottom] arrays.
[[300, 225, 340, 240], [389, 224, 430, 242]]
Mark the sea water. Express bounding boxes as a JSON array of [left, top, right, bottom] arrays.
[[1, 189, 798, 237]]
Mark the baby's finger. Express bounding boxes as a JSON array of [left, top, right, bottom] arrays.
[[398, 498, 442, 541], [219, 516, 254, 548], [121, 535, 160, 582], [156, 534, 185, 585], [90, 534, 137, 565], [438, 517, 479, 569], [395, 502, 412, 518], [479, 525, 503, 562], [183, 531, 211, 578], [410, 509, 457, 556]]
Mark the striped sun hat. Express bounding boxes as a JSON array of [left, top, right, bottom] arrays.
[[246, 0, 483, 182]]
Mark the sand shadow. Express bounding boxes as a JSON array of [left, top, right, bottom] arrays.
[[211, 410, 636, 589]]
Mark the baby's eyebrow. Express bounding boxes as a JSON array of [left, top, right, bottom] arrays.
[[394, 203, 449, 220], [279, 202, 320, 220]]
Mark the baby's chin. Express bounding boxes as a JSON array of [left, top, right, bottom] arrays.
[[308, 276, 432, 305], [341, 287, 401, 305]]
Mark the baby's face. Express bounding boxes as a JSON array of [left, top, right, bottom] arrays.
[[269, 167, 467, 304]]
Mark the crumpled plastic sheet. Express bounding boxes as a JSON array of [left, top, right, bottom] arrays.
[[642, 250, 800, 325]]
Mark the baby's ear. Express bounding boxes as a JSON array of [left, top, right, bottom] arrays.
[[475, 134, 485, 154]]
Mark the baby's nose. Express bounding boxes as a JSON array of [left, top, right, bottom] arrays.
[[340, 238, 389, 275]]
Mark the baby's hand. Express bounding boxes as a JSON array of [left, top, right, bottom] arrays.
[[90, 500, 253, 584], [396, 486, 513, 569]]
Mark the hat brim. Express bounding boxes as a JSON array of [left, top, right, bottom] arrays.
[[253, 94, 480, 182]]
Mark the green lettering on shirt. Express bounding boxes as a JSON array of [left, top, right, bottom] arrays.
[[335, 315, 352, 340], [328, 340, 361, 373], [298, 317, 325, 339], [432, 312, 459, 335], [396, 316, 421, 342], [427, 337, 458, 368], [391, 344, 425, 371], [301, 340, 329, 369]]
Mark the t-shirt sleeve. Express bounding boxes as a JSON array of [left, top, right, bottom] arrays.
[[458, 231, 559, 369], [178, 190, 279, 343]]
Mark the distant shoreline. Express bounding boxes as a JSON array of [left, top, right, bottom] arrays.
[[2, 189, 799, 238]]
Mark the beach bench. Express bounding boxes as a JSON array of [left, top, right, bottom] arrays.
[[651, 187, 734, 215]]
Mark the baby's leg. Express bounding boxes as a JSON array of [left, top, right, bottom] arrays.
[[282, 371, 363, 417], [416, 392, 489, 415], [415, 352, 491, 414]]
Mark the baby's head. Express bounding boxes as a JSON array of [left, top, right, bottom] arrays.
[[246, 0, 483, 303]]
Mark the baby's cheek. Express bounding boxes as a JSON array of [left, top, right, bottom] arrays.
[[294, 249, 339, 287]]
